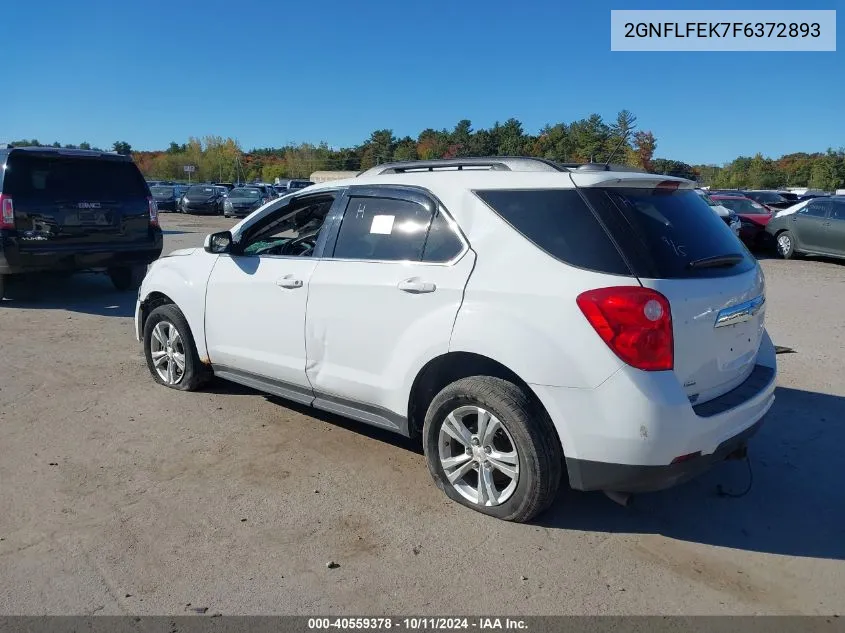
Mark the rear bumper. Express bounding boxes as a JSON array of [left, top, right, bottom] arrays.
[[155, 199, 177, 211], [0, 234, 163, 275], [531, 329, 777, 493], [566, 417, 762, 493]]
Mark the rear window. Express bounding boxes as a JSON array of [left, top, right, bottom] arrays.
[[475, 189, 631, 275], [3, 153, 148, 199], [151, 186, 174, 196], [580, 187, 756, 279]]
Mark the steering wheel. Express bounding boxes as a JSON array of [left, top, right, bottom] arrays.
[[280, 233, 317, 256]]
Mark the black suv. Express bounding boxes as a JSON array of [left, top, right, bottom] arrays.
[[0, 146, 163, 298]]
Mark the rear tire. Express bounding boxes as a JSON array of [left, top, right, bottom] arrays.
[[423, 376, 562, 523], [776, 230, 797, 259], [143, 304, 209, 391], [108, 265, 146, 291], [0, 274, 5, 300]]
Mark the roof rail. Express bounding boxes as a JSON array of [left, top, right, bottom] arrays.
[[571, 162, 649, 173], [357, 157, 568, 177]]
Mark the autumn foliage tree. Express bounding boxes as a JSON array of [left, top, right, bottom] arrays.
[[29, 108, 841, 190]]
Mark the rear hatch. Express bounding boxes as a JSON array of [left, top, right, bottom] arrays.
[[578, 180, 765, 404], [3, 151, 152, 249]]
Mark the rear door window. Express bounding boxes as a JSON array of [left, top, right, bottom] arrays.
[[580, 187, 756, 279], [4, 153, 148, 200], [332, 196, 433, 261], [474, 189, 630, 275]]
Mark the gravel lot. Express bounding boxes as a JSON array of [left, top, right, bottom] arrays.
[[1, 213, 843, 616]]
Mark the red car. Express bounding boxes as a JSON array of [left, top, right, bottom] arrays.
[[710, 195, 774, 250]]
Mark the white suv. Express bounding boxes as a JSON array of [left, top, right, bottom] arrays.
[[135, 158, 776, 522]]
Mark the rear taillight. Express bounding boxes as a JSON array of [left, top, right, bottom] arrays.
[[576, 286, 673, 371], [148, 196, 159, 227], [0, 194, 14, 230]]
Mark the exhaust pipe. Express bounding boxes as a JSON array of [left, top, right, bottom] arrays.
[[604, 490, 632, 507]]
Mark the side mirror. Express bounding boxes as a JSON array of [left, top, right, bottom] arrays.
[[204, 231, 233, 254]]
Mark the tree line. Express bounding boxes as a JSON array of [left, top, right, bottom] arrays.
[[10, 112, 845, 190]]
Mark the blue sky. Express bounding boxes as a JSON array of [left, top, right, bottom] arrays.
[[2, 0, 842, 164]]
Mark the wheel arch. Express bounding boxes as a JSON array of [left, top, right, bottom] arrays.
[[139, 279, 209, 362], [138, 291, 175, 338], [407, 351, 558, 443]]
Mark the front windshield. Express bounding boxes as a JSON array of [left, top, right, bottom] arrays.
[[231, 188, 261, 198], [187, 186, 215, 197]]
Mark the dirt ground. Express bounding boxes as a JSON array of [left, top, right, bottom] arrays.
[[1, 212, 843, 615]]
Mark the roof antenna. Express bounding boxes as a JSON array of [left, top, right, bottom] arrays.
[[604, 128, 633, 171]]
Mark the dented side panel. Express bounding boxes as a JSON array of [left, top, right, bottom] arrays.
[[304, 251, 476, 419]]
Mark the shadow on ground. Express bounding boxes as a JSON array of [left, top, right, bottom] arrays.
[[539, 386, 845, 560], [212, 378, 844, 560], [0, 273, 136, 317], [203, 379, 424, 454]]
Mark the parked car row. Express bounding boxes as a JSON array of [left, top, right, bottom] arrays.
[[701, 189, 845, 258], [147, 180, 316, 216]]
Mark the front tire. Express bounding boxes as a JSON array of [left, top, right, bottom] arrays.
[[143, 304, 208, 391], [423, 376, 562, 523], [776, 230, 797, 259]]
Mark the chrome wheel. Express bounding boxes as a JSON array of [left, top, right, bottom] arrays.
[[777, 233, 792, 255], [150, 321, 186, 385], [438, 406, 520, 507]]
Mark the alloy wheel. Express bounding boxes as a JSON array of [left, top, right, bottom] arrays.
[[150, 321, 186, 385], [438, 406, 520, 507]]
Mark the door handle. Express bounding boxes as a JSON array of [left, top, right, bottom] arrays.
[[276, 275, 303, 289], [398, 278, 436, 294]]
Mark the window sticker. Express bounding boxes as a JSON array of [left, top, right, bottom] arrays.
[[370, 214, 395, 235]]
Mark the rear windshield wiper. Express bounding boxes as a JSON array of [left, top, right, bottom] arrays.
[[687, 253, 744, 269]]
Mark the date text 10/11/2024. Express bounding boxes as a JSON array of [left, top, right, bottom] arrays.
[[307, 617, 528, 630]]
